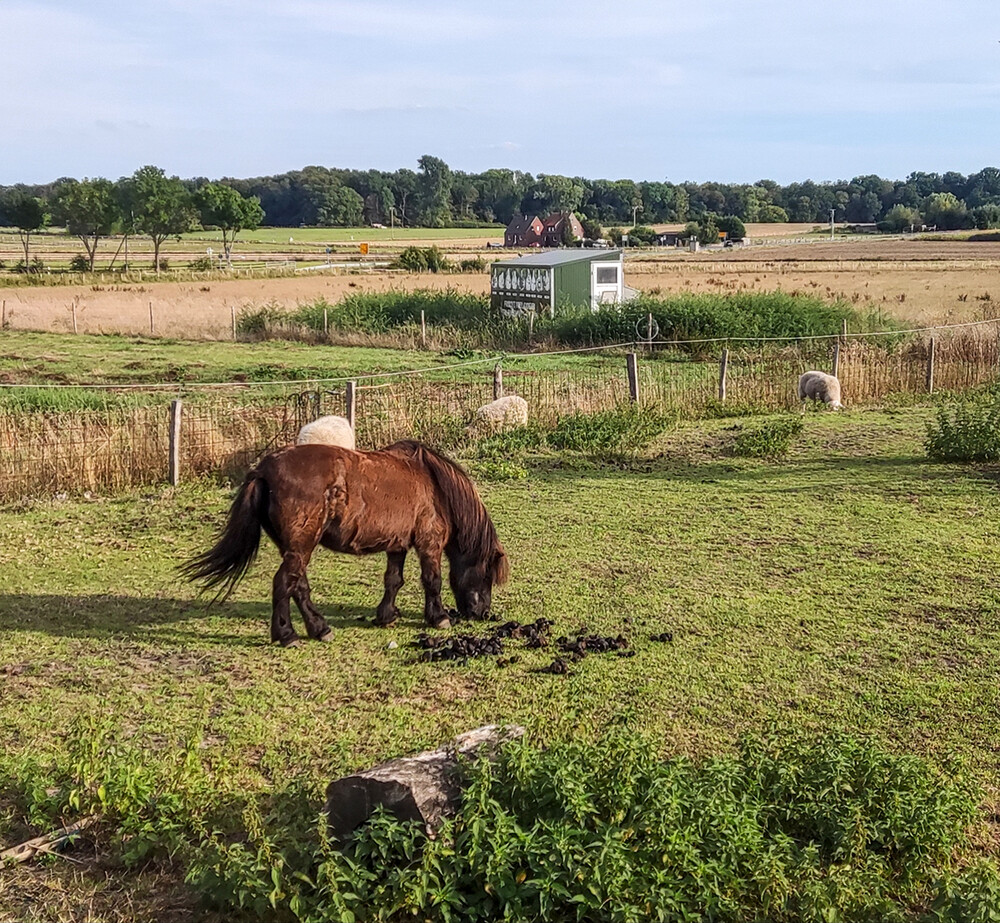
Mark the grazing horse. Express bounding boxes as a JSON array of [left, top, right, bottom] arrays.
[[183, 441, 509, 646]]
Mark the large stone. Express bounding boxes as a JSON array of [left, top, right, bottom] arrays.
[[324, 724, 524, 838]]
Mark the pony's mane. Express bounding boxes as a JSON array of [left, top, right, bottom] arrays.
[[386, 440, 507, 582]]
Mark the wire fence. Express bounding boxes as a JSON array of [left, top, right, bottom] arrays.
[[1, 322, 998, 502]]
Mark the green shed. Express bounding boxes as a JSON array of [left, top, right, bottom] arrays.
[[490, 249, 625, 315]]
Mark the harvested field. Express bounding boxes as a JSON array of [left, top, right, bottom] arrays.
[[3, 234, 1000, 335]]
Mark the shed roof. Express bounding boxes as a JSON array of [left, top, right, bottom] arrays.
[[491, 249, 622, 269]]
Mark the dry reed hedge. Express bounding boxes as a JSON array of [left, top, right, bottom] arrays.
[[1, 332, 997, 501]]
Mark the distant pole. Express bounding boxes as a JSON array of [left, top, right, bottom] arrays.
[[528, 308, 535, 342], [926, 338, 936, 393], [231, 305, 237, 340], [71, 297, 78, 334], [830, 208, 835, 240], [832, 341, 841, 379], [168, 400, 182, 486], [148, 300, 154, 335], [324, 307, 329, 337], [493, 362, 503, 400], [345, 380, 357, 428], [626, 352, 640, 403], [1, 300, 5, 329], [647, 312, 654, 352], [718, 347, 729, 402], [420, 309, 427, 348]]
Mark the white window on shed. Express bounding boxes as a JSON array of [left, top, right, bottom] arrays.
[[595, 266, 618, 284]]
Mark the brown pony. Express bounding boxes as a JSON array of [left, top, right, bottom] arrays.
[[183, 440, 509, 646]]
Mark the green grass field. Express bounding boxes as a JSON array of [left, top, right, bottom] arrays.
[[3, 347, 1000, 917]]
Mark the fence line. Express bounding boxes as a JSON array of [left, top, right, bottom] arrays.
[[1, 327, 999, 501]]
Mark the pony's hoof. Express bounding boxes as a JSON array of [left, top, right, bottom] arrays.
[[280, 636, 302, 648], [430, 617, 451, 630], [317, 630, 333, 642]]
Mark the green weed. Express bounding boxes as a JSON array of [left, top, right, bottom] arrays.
[[925, 399, 1000, 462], [732, 415, 805, 457]]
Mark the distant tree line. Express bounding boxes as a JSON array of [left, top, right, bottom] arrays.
[[0, 166, 263, 273], [4, 159, 1000, 255]]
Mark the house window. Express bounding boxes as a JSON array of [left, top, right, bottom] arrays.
[[595, 266, 618, 284]]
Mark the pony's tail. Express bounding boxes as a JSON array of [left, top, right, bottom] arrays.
[[181, 475, 267, 600]]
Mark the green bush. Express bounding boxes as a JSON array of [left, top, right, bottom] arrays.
[[396, 246, 450, 273], [732, 415, 805, 457], [69, 255, 90, 272], [189, 730, 985, 923], [926, 400, 1000, 462], [188, 255, 215, 271], [458, 256, 487, 272], [548, 405, 670, 454]]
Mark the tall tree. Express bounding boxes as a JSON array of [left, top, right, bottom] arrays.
[[2, 190, 48, 267], [54, 178, 120, 270], [121, 166, 195, 274], [416, 155, 452, 227], [195, 182, 264, 265]]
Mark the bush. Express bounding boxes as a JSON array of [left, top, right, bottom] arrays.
[[458, 256, 487, 272], [548, 405, 670, 454], [69, 254, 90, 272], [188, 729, 985, 922], [188, 256, 215, 271], [14, 258, 45, 274], [396, 246, 450, 273], [157, 258, 170, 271], [732, 415, 804, 457], [926, 400, 1000, 462]]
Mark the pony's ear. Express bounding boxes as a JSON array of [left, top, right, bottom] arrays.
[[493, 548, 510, 585]]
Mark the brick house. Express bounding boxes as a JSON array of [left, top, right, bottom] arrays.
[[504, 215, 544, 247]]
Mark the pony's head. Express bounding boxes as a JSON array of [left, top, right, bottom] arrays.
[[450, 545, 509, 619]]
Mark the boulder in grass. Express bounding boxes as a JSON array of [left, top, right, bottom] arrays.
[[324, 724, 524, 838]]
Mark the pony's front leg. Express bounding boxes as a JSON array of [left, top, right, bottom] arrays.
[[418, 551, 451, 629], [375, 551, 406, 627]]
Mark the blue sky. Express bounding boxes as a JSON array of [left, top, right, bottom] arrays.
[[2, 0, 999, 185]]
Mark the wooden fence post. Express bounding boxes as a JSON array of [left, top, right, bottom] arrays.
[[926, 337, 936, 393], [647, 312, 654, 352], [626, 352, 640, 403], [148, 300, 155, 335], [231, 305, 237, 341], [1, 300, 6, 329], [493, 362, 503, 400], [345, 380, 357, 428], [168, 400, 182, 486], [71, 297, 78, 334], [718, 347, 729, 402], [528, 309, 535, 342], [832, 341, 841, 379], [420, 309, 427, 348], [323, 308, 329, 337]]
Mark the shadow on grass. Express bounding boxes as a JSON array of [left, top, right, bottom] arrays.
[[0, 594, 391, 646], [523, 452, 955, 490]]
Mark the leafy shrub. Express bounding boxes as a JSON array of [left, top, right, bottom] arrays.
[[157, 258, 170, 271], [396, 246, 450, 273], [548, 405, 670, 454], [14, 258, 45, 273], [69, 254, 90, 272], [236, 301, 304, 339], [732, 415, 804, 457], [188, 256, 215, 271], [926, 400, 1000, 462], [458, 255, 487, 272], [189, 729, 985, 923]]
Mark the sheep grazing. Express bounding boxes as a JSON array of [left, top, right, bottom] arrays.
[[296, 415, 356, 450], [472, 395, 529, 433], [798, 371, 843, 410]]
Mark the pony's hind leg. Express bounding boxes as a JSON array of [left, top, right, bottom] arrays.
[[375, 551, 406, 627], [290, 570, 332, 641], [271, 552, 303, 646]]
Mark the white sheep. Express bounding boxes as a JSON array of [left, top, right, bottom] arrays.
[[471, 395, 529, 433], [798, 371, 843, 410], [296, 415, 356, 450]]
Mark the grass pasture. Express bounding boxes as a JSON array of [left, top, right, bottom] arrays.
[[2, 407, 1000, 918]]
